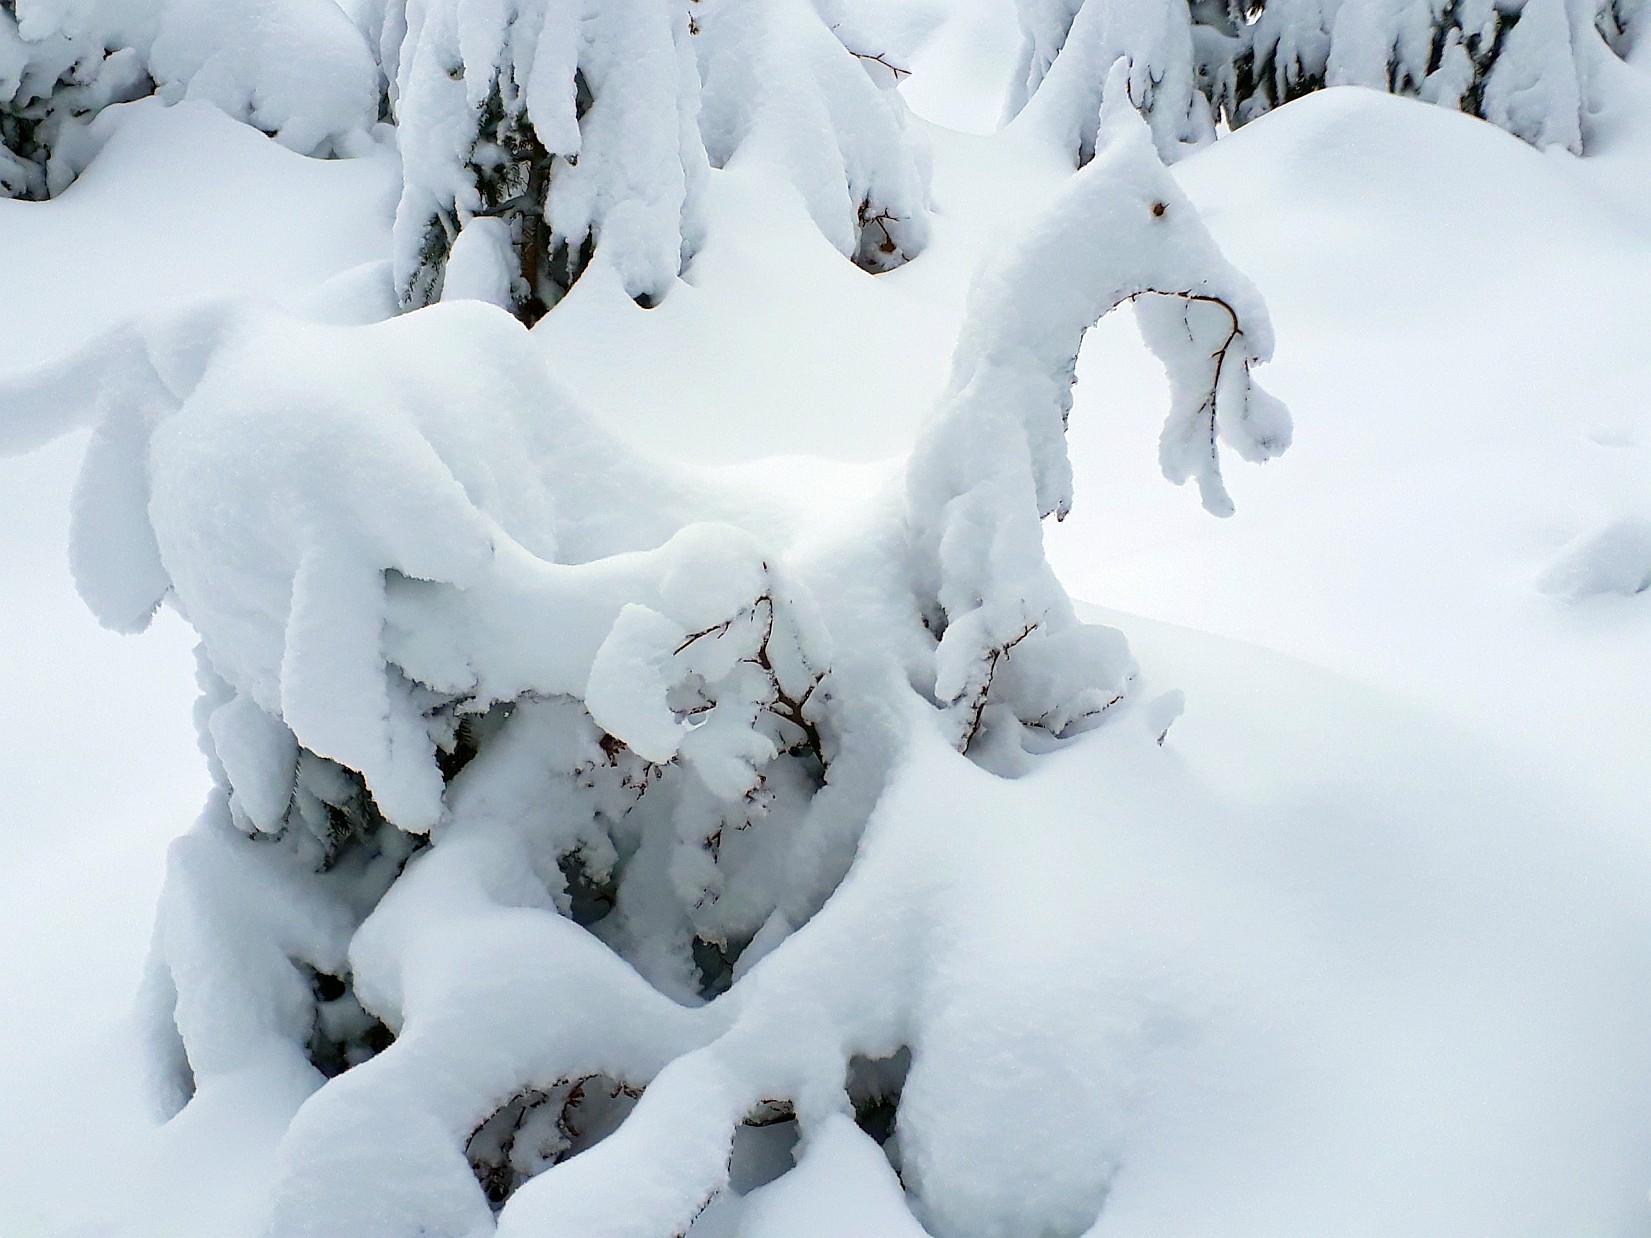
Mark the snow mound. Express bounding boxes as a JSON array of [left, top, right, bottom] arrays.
[[1540, 516, 1651, 598]]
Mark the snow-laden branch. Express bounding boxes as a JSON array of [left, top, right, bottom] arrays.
[[694, 0, 932, 273], [908, 70, 1289, 755]]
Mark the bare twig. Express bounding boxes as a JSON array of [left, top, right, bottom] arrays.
[[1126, 289, 1243, 484], [851, 50, 911, 80], [744, 1098, 796, 1127], [958, 623, 1039, 752]]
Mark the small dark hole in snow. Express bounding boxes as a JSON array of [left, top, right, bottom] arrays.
[[732, 1103, 799, 1193], [303, 964, 396, 1078], [559, 849, 617, 928], [847, 1046, 911, 1150], [468, 1075, 641, 1210]]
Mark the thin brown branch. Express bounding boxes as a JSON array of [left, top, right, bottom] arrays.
[[743, 1098, 797, 1127], [1126, 289, 1242, 481], [853, 50, 911, 80], [958, 622, 1039, 753]]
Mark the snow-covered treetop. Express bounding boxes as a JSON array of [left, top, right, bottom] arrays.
[[909, 73, 1288, 758]]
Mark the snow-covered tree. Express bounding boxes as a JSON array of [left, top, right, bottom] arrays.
[[1005, 0, 1219, 161], [366, 0, 931, 323], [0, 0, 378, 200], [1243, 0, 1601, 151], [0, 2, 146, 198], [3, 83, 1287, 1236], [1007, 0, 1645, 157], [371, 0, 706, 321], [6, 0, 931, 296]]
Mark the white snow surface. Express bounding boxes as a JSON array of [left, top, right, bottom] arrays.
[[2, 11, 1651, 1238]]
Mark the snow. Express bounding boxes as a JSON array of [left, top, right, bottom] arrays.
[[1047, 82, 1651, 817], [1541, 516, 1651, 598], [2, 10, 1651, 1238], [0, 97, 397, 1237]]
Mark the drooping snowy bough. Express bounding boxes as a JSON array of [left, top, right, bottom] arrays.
[[1008, 0, 1648, 157], [4, 93, 1285, 1236], [693, 0, 932, 275]]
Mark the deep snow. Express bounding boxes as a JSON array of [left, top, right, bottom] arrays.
[[3, 16, 1650, 1238]]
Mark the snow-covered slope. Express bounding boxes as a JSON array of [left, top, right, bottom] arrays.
[[1053, 81, 1651, 817], [2, 25, 1649, 1238]]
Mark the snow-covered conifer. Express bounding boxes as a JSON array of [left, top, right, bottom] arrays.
[[1005, 0, 1218, 161], [375, 0, 931, 324], [380, 0, 707, 321], [3, 82, 1287, 1235], [1314, 0, 1594, 152], [0, 0, 378, 200], [1008, 0, 1637, 155], [1, 2, 148, 198], [694, 0, 931, 271]]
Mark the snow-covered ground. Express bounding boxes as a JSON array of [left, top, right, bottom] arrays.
[[3, 12, 1650, 1234]]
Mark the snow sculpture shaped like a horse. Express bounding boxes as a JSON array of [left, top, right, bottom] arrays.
[[2, 80, 1288, 1238]]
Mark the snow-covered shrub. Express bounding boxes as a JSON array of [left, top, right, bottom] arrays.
[[6, 91, 1286, 1235], [1008, 0, 1635, 156], [0, 0, 378, 200], [372, 0, 932, 323], [0, 3, 147, 198]]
